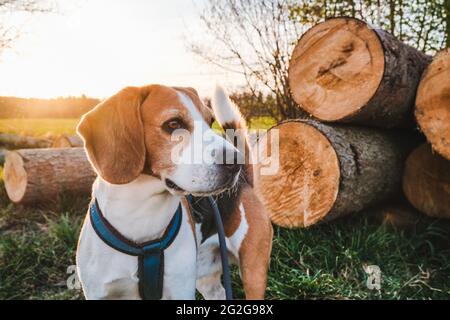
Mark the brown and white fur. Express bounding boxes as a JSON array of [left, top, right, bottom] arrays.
[[75, 84, 273, 300]]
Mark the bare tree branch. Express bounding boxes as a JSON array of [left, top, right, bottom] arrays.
[[0, 0, 54, 53], [187, 0, 308, 120]]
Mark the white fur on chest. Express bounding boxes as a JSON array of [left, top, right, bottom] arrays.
[[76, 175, 197, 300]]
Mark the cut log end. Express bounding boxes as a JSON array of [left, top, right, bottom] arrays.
[[415, 48, 450, 161], [255, 121, 340, 228], [289, 17, 384, 121], [403, 144, 450, 219], [3, 151, 28, 203], [255, 120, 415, 228]]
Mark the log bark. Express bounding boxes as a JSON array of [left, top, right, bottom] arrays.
[[3, 148, 96, 204], [288, 17, 432, 128], [0, 133, 51, 149], [52, 134, 83, 148], [254, 120, 419, 228], [415, 48, 450, 161], [403, 143, 450, 219]]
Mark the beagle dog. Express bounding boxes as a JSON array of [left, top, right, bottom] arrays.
[[76, 84, 273, 300]]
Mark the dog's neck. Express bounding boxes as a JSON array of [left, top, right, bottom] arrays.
[[92, 174, 181, 243]]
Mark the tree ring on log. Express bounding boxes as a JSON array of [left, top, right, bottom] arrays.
[[4, 151, 28, 203], [254, 121, 340, 228], [289, 17, 384, 121], [415, 48, 450, 161]]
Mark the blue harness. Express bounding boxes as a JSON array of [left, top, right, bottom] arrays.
[[89, 198, 182, 300]]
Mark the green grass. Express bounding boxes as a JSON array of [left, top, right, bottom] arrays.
[[0, 214, 84, 299], [0, 118, 79, 137], [249, 116, 277, 130], [0, 166, 89, 299], [211, 116, 276, 132], [265, 220, 450, 299]]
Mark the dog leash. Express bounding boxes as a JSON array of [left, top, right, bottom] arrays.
[[207, 196, 233, 300], [89, 196, 233, 300]]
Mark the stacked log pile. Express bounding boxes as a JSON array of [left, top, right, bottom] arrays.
[[254, 17, 449, 228]]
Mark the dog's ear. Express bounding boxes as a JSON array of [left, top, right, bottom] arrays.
[[181, 87, 198, 96], [77, 86, 151, 184]]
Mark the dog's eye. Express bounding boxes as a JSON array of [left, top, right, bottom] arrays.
[[162, 118, 184, 133]]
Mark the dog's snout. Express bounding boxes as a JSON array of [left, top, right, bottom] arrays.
[[223, 162, 242, 174], [221, 149, 243, 174]]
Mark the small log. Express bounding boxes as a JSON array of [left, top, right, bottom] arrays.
[[0, 133, 51, 149], [403, 143, 450, 219], [254, 120, 418, 228], [3, 148, 96, 204], [288, 17, 432, 128], [415, 48, 450, 161], [52, 134, 83, 148]]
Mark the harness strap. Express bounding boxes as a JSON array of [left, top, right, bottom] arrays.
[[89, 199, 182, 300]]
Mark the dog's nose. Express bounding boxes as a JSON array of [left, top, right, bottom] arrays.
[[221, 149, 243, 174], [223, 163, 242, 174]]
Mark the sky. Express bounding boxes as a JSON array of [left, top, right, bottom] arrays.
[[0, 0, 244, 99]]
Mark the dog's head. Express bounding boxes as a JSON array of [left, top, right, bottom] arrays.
[[77, 85, 241, 196]]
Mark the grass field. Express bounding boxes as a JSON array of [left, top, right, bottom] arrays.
[[0, 117, 277, 138], [248, 116, 277, 129], [0, 118, 79, 137], [0, 119, 449, 299]]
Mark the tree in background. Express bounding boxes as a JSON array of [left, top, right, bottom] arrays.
[[0, 96, 100, 118], [0, 0, 54, 54], [230, 91, 280, 121], [190, 0, 307, 120], [297, 0, 448, 52], [446, 0, 450, 47], [190, 0, 449, 121]]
